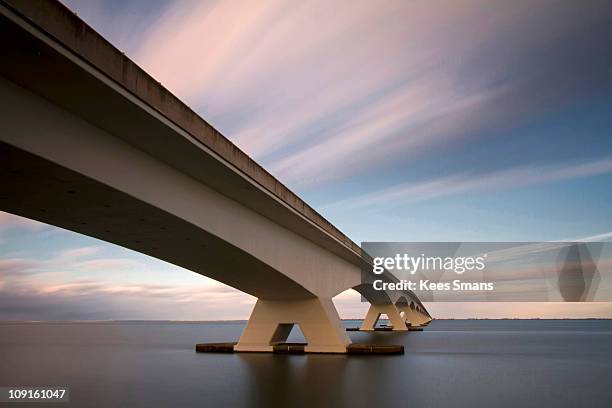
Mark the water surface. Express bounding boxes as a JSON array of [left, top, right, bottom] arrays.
[[1, 320, 611, 407]]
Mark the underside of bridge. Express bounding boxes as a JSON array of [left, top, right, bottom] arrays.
[[0, 0, 430, 353]]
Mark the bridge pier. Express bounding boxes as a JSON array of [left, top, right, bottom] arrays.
[[396, 303, 431, 327], [235, 298, 351, 353], [359, 304, 408, 331]]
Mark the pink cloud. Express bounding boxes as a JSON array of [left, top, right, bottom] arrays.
[[427, 302, 612, 319], [76, 258, 142, 271], [0, 212, 48, 231], [126, 0, 588, 189]]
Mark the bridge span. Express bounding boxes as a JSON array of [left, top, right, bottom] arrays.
[[0, 0, 431, 352]]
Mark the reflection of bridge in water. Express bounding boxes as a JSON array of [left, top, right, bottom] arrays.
[[0, 0, 430, 353]]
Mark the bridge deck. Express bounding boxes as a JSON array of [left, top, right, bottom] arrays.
[[0, 0, 362, 263]]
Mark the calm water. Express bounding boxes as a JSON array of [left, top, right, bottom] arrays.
[[1, 320, 611, 407]]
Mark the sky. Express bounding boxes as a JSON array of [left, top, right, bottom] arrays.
[[2, 0, 612, 320]]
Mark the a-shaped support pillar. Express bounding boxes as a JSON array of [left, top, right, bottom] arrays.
[[235, 298, 350, 353], [359, 304, 408, 331], [397, 304, 431, 327]]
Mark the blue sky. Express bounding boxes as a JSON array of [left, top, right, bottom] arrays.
[[1, 0, 612, 319]]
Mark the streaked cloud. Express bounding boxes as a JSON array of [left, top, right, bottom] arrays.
[[0, 258, 41, 276], [268, 78, 506, 186], [0, 239, 256, 320], [117, 0, 612, 189], [323, 157, 612, 212], [0, 278, 255, 321], [132, 0, 500, 174], [56, 246, 100, 262], [76, 258, 142, 271]]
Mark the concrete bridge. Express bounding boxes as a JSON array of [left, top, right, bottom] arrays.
[[0, 0, 431, 353]]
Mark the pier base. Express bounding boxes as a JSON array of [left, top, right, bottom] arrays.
[[346, 327, 423, 332], [234, 298, 350, 353], [196, 342, 403, 355], [359, 304, 408, 331]]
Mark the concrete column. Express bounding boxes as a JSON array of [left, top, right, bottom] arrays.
[[235, 298, 351, 353], [359, 304, 408, 331], [397, 305, 430, 327]]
